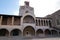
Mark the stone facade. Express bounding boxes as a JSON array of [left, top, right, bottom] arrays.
[[0, 1, 60, 38]]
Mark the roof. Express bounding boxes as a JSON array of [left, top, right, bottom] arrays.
[[0, 14, 22, 17], [36, 17, 52, 19]]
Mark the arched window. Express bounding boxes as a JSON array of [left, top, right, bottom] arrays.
[[25, 11, 29, 13], [23, 15, 35, 23]]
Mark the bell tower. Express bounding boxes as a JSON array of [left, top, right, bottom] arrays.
[[19, 1, 35, 17]]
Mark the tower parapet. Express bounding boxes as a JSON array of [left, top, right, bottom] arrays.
[[24, 1, 29, 6]]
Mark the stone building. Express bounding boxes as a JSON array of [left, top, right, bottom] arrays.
[[0, 1, 60, 38]]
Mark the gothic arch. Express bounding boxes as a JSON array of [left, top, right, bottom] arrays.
[[10, 29, 22, 36], [0, 29, 9, 36], [23, 26, 35, 36]]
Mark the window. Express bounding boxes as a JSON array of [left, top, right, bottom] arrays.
[[25, 11, 29, 13]]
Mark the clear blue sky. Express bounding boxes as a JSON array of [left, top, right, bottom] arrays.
[[0, 0, 19, 15]]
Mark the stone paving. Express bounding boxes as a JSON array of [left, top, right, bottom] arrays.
[[23, 37, 60, 40], [0, 36, 60, 40]]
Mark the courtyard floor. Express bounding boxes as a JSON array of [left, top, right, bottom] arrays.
[[0, 36, 60, 40], [24, 37, 60, 40]]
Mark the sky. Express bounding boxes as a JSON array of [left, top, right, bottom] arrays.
[[0, 0, 60, 17], [0, 0, 19, 15]]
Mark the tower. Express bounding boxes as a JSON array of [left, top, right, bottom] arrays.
[[19, 1, 35, 17]]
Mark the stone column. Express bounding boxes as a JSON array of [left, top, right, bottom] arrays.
[[9, 32, 10, 37], [43, 30, 45, 37], [19, 17, 21, 25], [0, 16, 3, 25], [12, 16, 14, 25], [51, 30, 52, 37], [35, 30, 36, 37]]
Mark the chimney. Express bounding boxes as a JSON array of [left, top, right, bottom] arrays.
[[24, 1, 29, 6]]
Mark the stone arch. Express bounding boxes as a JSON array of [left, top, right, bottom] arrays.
[[36, 29, 43, 36], [45, 29, 51, 35], [10, 29, 22, 36], [0, 29, 9, 36], [51, 30, 58, 35], [23, 26, 35, 36], [23, 15, 35, 23]]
